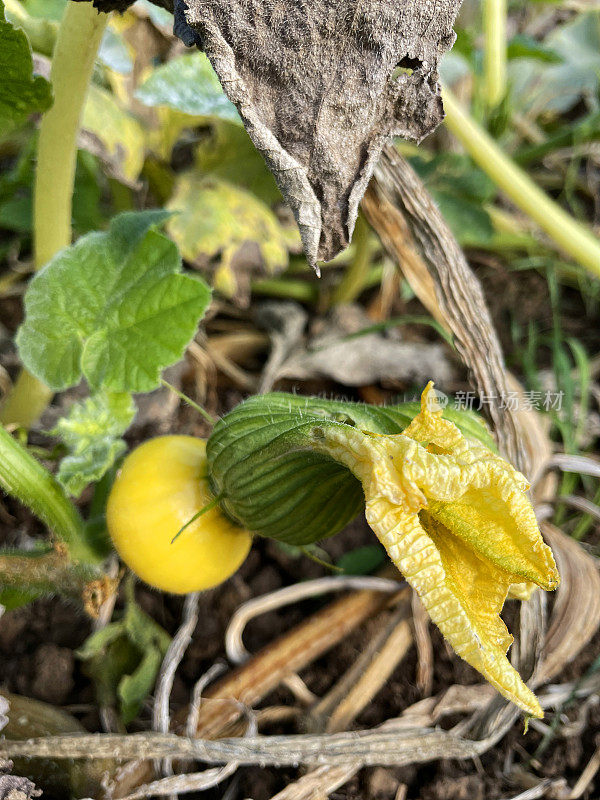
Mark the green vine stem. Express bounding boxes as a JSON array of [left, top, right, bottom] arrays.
[[1, 371, 53, 431], [35, 1, 108, 269], [0, 548, 95, 600], [331, 213, 373, 306], [0, 425, 101, 565], [1, 2, 109, 428], [443, 89, 600, 280], [483, 0, 507, 109]]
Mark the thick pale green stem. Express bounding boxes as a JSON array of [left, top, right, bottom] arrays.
[[1, 371, 53, 430], [443, 89, 600, 280], [332, 213, 373, 306], [35, 1, 108, 268], [1, 2, 109, 428], [0, 425, 100, 565], [483, 0, 507, 109]]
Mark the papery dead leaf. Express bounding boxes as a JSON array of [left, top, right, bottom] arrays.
[[264, 303, 455, 389], [178, 0, 463, 269]]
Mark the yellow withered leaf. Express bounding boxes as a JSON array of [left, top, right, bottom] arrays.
[[317, 383, 559, 718]]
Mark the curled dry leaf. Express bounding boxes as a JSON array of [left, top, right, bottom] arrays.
[[76, 0, 462, 266], [178, 0, 463, 269], [272, 303, 455, 389], [534, 524, 600, 686]]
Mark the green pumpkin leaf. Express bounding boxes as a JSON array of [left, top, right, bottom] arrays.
[[509, 13, 600, 116], [0, 586, 42, 611], [52, 390, 136, 497], [124, 597, 171, 653], [507, 34, 562, 64], [3, 0, 57, 58], [0, 149, 105, 237], [0, 0, 52, 134], [17, 210, 211, 393], [119, 599, 171, 724], [410, 153, 496, 246], [431, 190, 495, 246], [20, 0, 65, 21], [76, 620, 127, 660], [118, 645, 163, 725], [337, 545, 386, 576], [136, 51, 239, 124], [78, 595, 170, 725]]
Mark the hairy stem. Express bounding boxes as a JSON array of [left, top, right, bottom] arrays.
[[0, 548, 95, 599], [443, 89, 600, 280], [0, 425, 100, 565], [1, 2, 109, 428]]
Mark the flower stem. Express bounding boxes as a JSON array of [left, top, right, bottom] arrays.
[[160, 379, 216, 425], [483, 0, 507, 109], [0, 425, 101, 565], [442, 89, 600, 280], [1, 2, 109, 429]]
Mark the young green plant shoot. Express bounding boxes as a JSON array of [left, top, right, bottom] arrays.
[[107, 383, 559, 720]]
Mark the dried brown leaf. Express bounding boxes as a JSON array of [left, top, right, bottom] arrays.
[[363, 146, 526, 469], [180, 0, 462, 268], [257, 302, 455, 391]]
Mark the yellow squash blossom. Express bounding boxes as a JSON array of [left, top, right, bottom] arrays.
[[316, 383, 559, 718]]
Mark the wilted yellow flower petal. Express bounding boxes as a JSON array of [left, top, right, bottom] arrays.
[[507, 582, 537, 601], [315, 382, 559, 718], [402, 381, 463, 450]]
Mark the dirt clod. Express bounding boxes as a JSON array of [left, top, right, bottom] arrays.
[[31, 644, 74, 705]]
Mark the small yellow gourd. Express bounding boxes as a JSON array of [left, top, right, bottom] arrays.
[[106, 436, 251, 594]]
